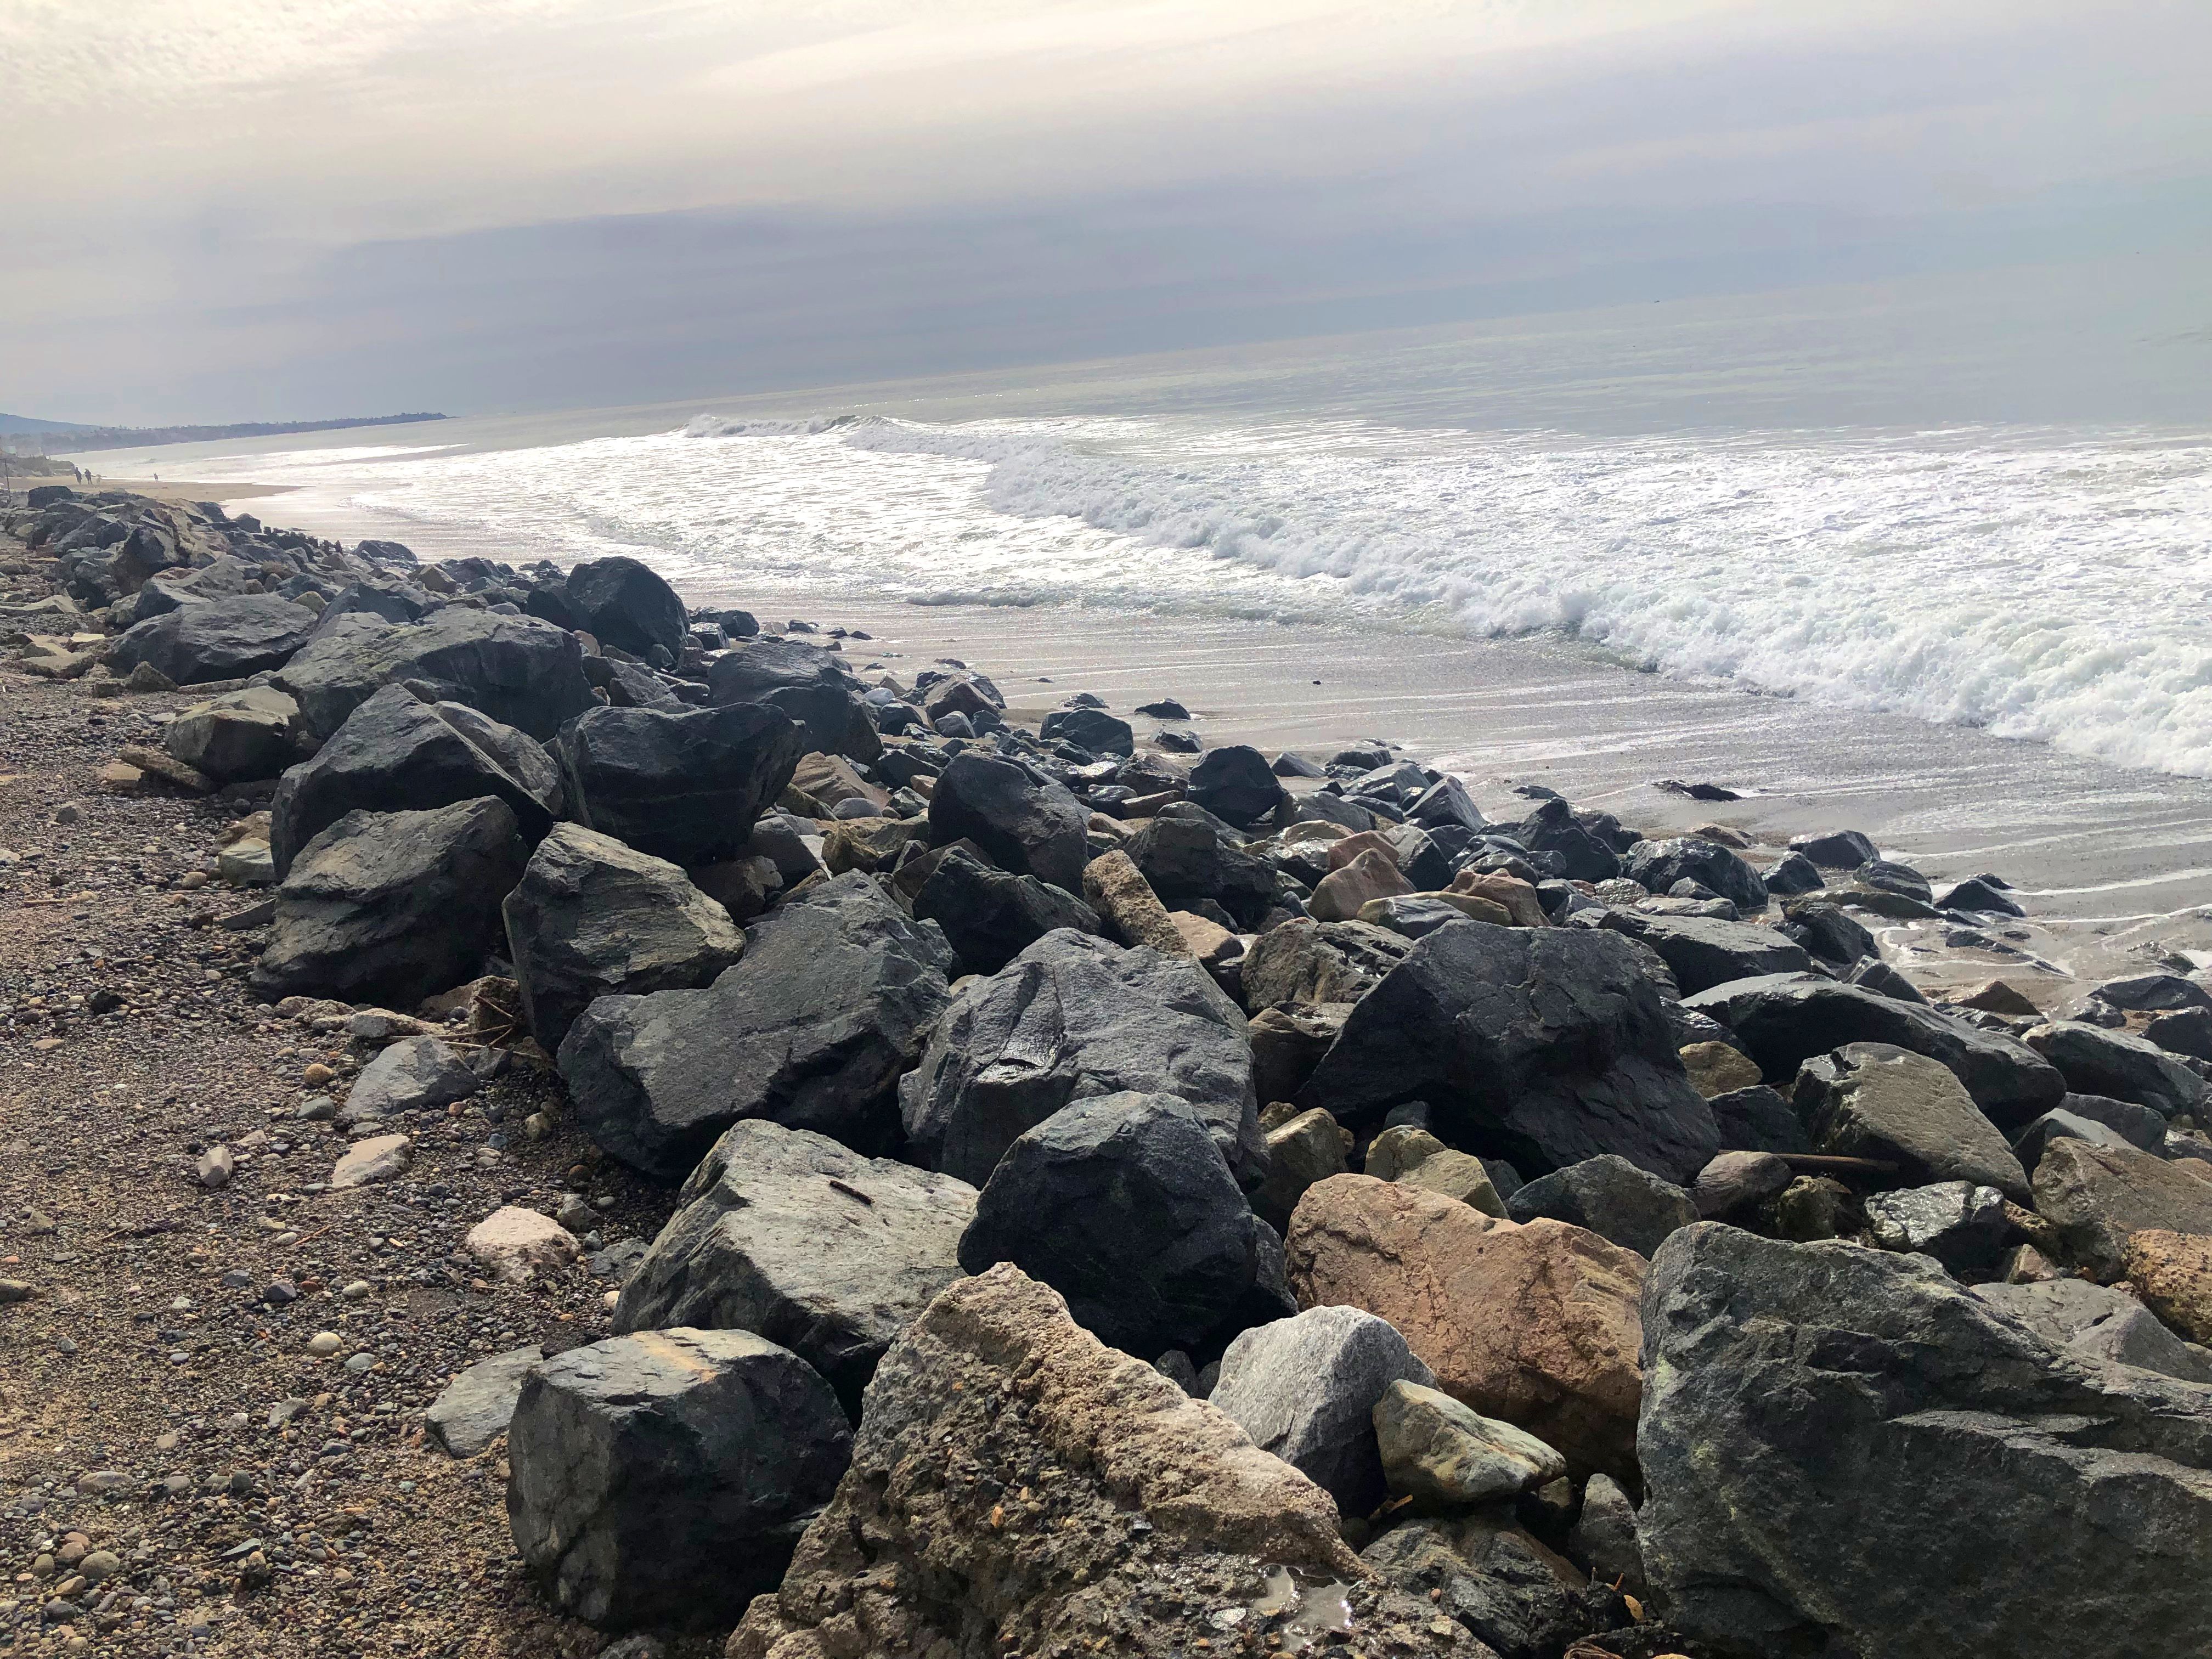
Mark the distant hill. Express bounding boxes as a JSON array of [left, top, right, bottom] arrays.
[[0, 411, 447, 451], [0, 413, 98, 434]]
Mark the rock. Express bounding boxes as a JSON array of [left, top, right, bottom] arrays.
[[1762, 850, 1824, 896], [1240, 917, 1410, 1009], [2024, 1019, 2211, 1117], [2010, 1107, 2133, 1170], [560, 872, 953, 1180], [731, 1265, 1465, 1659], [2052, 1091, 2169, 1152], [1684, 973, 2064, 1129], [1186, 744, 1285, 827], [1957, 978, 2042, 1016], [901, 927, 1263, 1189], [1080, 849, 1188, 956], [1373, 1379, 1566, 1507], [1680, 1040, 1761, 1098], [562, 556, 686, 659], [2123, 1230, 2212, 1346], [1691, 1150, 1793, 1221], [341, 1036, 478, 1124], [1297, 922, 1719, 1186], [706, 637, 878, 761], [196, 1146, 234, 1189], [1787, 829, 1878, 868], [1310, 849, 1415, 923], [503, 823, 745, 1052], [1398, 1149, 1507, 1215], [1365, 1123, 1447, 1181], [956, 1092, 1290, 1356], [1255, 1106, 1349, 1229], [1250, 1003, 1350, 1104], [1775, 897, 1879, 967], [1843, 956, 1928, 1004], [1286, 1175, 1645, 1479], [1864, 1181, 2011, 1280], [276, 608, 595, 740], [466, 1206, 580, 1282], [2088, 972, 2212, 1014], [330, 1132, 414, 1189], [554, 702, 803, 866], [1568, 1474, 1645, 1596], [425, 1345, 544, 1457], [1040, 706, 1134, 755], [1623, 837, 1768, 912], [1594, 911, 1809, 995], [507, 1328, 850, 1629], [1511, 798, 1620, 882], [1977, 1276, 2212, 1384], [1504, 1155, 1697, 1259], [2032, 1138, 2212, 1280], [251, 799, 526, 1006], [217, 837, 275, 884], [2145, 1006, 2212, 1061], [1362, 1512, 1620, 1659], [1447, 871, 1549, 928], [1637, 1222, 2212, 1659], [926, 752, 1089, 892], [1208, 1305, 1436, 1516], [1937, 876, 2024, 917], [1362, 894, 1506, 936], [161, 686, 302, 782], [106, 595, 319, 685], [910, 845, 1101, 975], [1793, 1041, 2030, 1200], [1124, 814, 1279, 928], [612, 1119, 976, 1415]]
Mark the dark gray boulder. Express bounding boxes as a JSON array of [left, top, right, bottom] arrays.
[[1187, 744, 1285, 827], [1040, 706, 1134, 755], [1594, 910, 1810, 996], [1240, 917, 1409, 1009], [269, 684, 558, 878], [563, 556, 686, 660], [956, 1092, 1293, 1357], [426, 1345, 543, 1457], [503, 823, 746, 1053], [161, 685, 304, 782], [907, 846, 1100, 975], [1296, 921, 1721, 1185], [1936, 876, 2024, 917], [1863, 1181, 2012, 1279], [1975, 1278, 2212, 1385], [2024, 1019, 2210, 1118], [1362, 1515, 1624, 1659], [132, 554, 264, 619], [706, 637, 878, 761], [554, 701, 803, 866], [1638, 1223, 2212, 1659], [1511, 798, 1620, 882], [1787, 829, 1878, 869], [1707, 1084, 1813, 1154], [1793, 1041, 2030, 1200], [2009, 1107, 2134, 1171], [1775, 898, 1878, 968], [275, 608, 595, 740], [1505, 1154, 1699, 1258], [1843, 956, 1927, 1003], [251, 798, 526, 1006], [924, 751, 1090, 896], [1683, 974, 2064, 1129], [2086, 972, 2212, 1013], [311, 574, 437, 631], [505, 1327, 851, 1630], [900, 928, 1263, 1189], [2056, 1090, 2169, 1153], [106, 594, 318, 685], [1124, 814, 1278, 929], [340, 1034, 481, 1126], [558, 873, 953, 1180], [1762, 851, 1824, 896], [612, 1119, 976, 1416], [1624, 838, 1768, 913], [2145, 1006, 2212, 1060]]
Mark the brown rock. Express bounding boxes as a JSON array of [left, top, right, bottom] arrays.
[[1080, 850, 1188, 956], [1254, 1107, 1348, 1230], [465, 1206, 580, 1284], [1285, 1173, 1644, 1478], [1364, 1124, 1448, 1181], [2123, 1229, 2212, 1344], [117, 744, 215, 794], [1447, 870, 1549, 927], [2032, 1138, 2212, 1280], [1680, 1041, 1761, 1098], [1248, 1002, 1348, 1105], [1166, 910, 1241, 968], [1398, 1149, 1505, 1217], [1957, 979, 2042, 1017], [1326, 830, 1402, 871], [821, 815, 922, 874], [1310, 848, 1413, 923]]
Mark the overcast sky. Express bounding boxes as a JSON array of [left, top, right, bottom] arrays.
[[5, 0, 2208, 424]]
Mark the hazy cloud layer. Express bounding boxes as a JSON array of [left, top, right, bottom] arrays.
[[7, 0, 2207, 422]]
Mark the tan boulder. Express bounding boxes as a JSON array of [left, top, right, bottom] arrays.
[[1166, 910, 1242, 968], [2032, 1139, 2212, 1280], [1680, 1040, 1762, 1098], [1361, 890, 1511, 928], [821, 815, 923, 874], [787, 751, 884, 815], [1447, 870, 1549, 927], [1285, 1173, 1644, 1478], [1364, 1124, 1447, 1181], [2122, 1229, 2212, 1344], [1398, 1149, 1506, 1217], [1080, 850, 1188, 956], [1327, 830, 1402, 872], [1310, 849, 1413, 923]]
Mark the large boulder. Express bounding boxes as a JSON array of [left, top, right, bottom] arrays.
[[106, 594, 318, 685], [1976, 1276, 2212, 1385], [613, 1119, 977, 1415], [251, 799, 526, 1006], [2023, 1019, 2211, 1118], [731, 1265, 1469, 1659], [1297, 921, 1720, 1186], [506, 1328, 851, 1630], [1637, 1223, 2212, 1659], [1286, 1173, 1645, 1479], [956, 1092, 1293, 1357], [1363, 1514, 1623, 1659], [900, 928, 1264, 1189], [425, 1345, 543, 1458], [1511, 798, 1620, 882], [1124, 815, 1279, 929], [1207, 1306, 1436, 1517], [553, 701, 803, 866], [925, 752, 1090, 893], [562, 555, 686, 659], [706, 637, 878, 761], [1684, 973, 2065, 1129], [1040, 705, 1134, 755], [341, 1034, 480, 1125], [275, 608, 595, 740], [1623, 837, 1768, 912], [1504, 1154, 1697, 1259], [1240, 917, 1410, 1009], [161, 685, 303, 783], [1594, 911, 1809, 996], [2030, 1137, 2212, 1280], [268, 684, 558, 878], [909, 846, 1102, 975], [558, 872, 953, 1180], [1187, 744, 1285, 827], [1793, 1041, 2031, 1201], [503, 823, 746, 1053]]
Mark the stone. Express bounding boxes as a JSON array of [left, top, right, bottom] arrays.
[[1843, 956, 1929, 1004], [1449, 871, 1548, 928], [1362, 1513, 1621, 1659], [1595, 911, 1809, 994], [1976, 1276, 2212, 1384], [1637, 1222, 2212, 1659], [1208, 1305, 1436, 1516], [910, 845, 1101, 975], [425, 1345, 545, 1457], [2123, 1229, 2212, 1346], [1080, 849, 1188, 956], [560, 872, 953, 1180], [1775, 897, 1880, 967], [1937, 876, 2024, 917], [161, 686, 302, 782], [1504, 1155, 1697, 1259], [1957, 978, 2041, 1016], [1510, 799, 1620, 883], [1691, 1150, 1793, 1221], [1624, 837, 1768, 912], [329, 1132, 414, 1189], [1255, 1106, 1349, 1229], [926, 752, 1090, 892], [1398, 1148, 1507, 1215], [2145, 1006, 2212, 1061], [1864, 1181, 2012, 1280], [1373, 1379, 1567, 1507], [1684, 973, 2064, 1130], [116, 742, 215, 793], [2087, 972, 2212, 1014], [1124, 814, 1279, 928], [106, 595, 319, 685], [563, 556, 686, 659], [251, 799, 527, 1007], [341, 1036, 478, 1124], [706, 636, 878, 761], [196, 1146, 234, 1188], [2024, 1019, 2211, 1118], [1679, 1040, 1760, 1098], [1365, 1124, 1448, 1181], [2010, 1107, 2134, 1170], [1568, 1474, 1645, 1596], [1240, 917, 1410, 1008], [1361, 893, 1505, 936], [1298, 922, 1719, 1186], [554, 701, 803, 866], [1793, 1041, 2030, 1200], [1762, 850, 1824, 896], [2032, 1137, 2212, 1280], [503, 823, 746, 1053], [1286, 1175, 1645, 1478], [1310, 848, 1414, 923], [901, 927, 1263, 1189], [1186, 744, 1285, 826], [507, 1328, 851, 1629], [1705, 1084, 1813, 1153], [1787, 828, 1878, 868], [730, 1265, 1466, 1659], [216, 838, 275, 884], [1040, 705, 1135, 755], [612, 1119, 976, 1415], [466, 1206, 580, 1283], [275, 607, 596, 740], [956, 1092, 1291, 1356]]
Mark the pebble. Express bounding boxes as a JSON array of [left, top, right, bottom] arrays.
[[341, 1279, 373, 1300], [306, 1331, 343, 1357], [302, 1062, 336, 1086], [195, 1146, 234, 1189]]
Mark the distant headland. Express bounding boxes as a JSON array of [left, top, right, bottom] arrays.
[[0, 410, 447, 454]]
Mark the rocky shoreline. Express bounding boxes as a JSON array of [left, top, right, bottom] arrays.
[[4, 485, 2211, 1659]]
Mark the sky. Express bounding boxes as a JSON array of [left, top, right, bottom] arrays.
[[4, 0, 2208, 425]]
